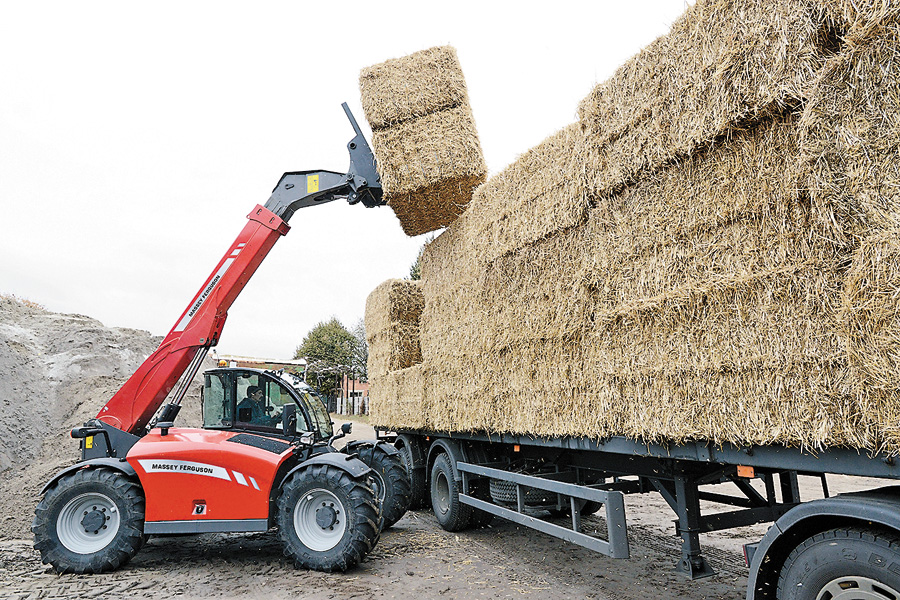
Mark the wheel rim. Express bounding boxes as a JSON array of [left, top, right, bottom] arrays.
[[816, 576, 900, 600], [56, 492, 121, 554], [434, 471, 450, 515], [293, 488, 347, 552], [370, 471, 386, 505]]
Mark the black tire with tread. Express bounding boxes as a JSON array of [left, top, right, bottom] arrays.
[[32, 468, 145, 574], [397, 440, 427, 510], [356, 445, 411, 530], [777, 527, 900, 600], [430, 453, 472, 532], [276, 464, 380, 572]]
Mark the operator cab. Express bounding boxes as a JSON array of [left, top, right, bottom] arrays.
[[201, 368, 333, 441]]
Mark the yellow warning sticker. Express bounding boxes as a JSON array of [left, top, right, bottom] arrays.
[[307, 174, 319, 194], [85, 436, 93, 449]]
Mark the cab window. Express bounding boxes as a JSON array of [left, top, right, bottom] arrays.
[[235, 374, 308, 434], [202, 372, 232, 428]]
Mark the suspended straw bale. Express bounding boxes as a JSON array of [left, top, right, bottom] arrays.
[[359, 46, 469, 131], [799, 19, 900, 246], [360, 46, 487, 237], [466, 124, 590, 263], [364, 279, 424, 378], [369, 365, 428, 430], [577, 0, 843, 196], [841, 227, 900, 392]]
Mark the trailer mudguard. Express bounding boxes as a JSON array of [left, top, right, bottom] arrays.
[[747, 486, 900, 599], [427, 438, 467, 482], [40, 458, 138, 495], [281, 452, 373, 486], [344, 439, 401, 458]]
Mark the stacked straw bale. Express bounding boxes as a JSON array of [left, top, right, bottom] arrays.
[[799, 18, 900, 245], [576, 0, 843, 197], [364, 279, 424, 378], [360, 46, 487, 237], [366, 0, 900, 454]]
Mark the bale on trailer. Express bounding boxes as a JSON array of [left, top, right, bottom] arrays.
[[364, 279, 424, 379], [359, 46, 487, 237]]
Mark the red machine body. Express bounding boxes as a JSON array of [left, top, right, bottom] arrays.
[[126, 429, 290, 524]]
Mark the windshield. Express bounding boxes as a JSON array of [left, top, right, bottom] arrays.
[[299, 389, 332, 440]]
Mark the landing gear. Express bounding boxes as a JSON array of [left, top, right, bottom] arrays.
[[32, 468, 145, 574], [277, 464, 380, 572]]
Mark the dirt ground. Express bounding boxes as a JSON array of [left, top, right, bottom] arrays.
[[1, 297, 896, 599]]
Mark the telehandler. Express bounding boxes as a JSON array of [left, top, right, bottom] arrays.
[[32, 104, 409, 574]]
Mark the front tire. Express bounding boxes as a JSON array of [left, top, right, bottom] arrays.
[[356, 444, 411, 530], [32, 468, 145, 574], [276, 464, 380, 572], [777, 527, 900, 600]]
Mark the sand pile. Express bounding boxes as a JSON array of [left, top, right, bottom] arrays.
[[360, 46, 487, 237], [0, 296, 209, 540], [366, 0, 900, 454]]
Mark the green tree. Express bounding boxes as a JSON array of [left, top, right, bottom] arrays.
[[407, 234, 435, 281], [350, 318, 368, 382], [294, 317, 356, 398]]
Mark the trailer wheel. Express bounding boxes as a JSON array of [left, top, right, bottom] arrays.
[[397, 440, 427, 509], [776, 527, 900, 600], [32, 468, 145, 574], [277, 464, 380, 572], [356, 445, 411, 529], [430, 453, 472, 532]]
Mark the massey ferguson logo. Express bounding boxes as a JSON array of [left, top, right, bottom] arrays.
[[137, 459, 231, 481]]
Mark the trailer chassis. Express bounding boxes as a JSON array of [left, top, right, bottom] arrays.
[[383, 429, 900, 597]]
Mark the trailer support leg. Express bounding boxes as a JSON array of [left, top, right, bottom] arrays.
[[673, 475, 716, 580]]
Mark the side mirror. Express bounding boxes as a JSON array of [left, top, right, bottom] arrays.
[[341, 422, 352, 435], [282, 404, 297, 437]]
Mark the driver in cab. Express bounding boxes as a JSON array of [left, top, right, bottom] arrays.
[[237, 386, 279, 427]]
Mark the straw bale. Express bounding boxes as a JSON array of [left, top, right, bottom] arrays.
[[364, 278, 425, 336], [372, 104, 487, 237], [418, 209, 482, 295], [799, 19, 900, 245], [364, 279, 424, 378], [841, 227, 900, 392], [466, 124, 590, 262], [577, 0, 842, 196], [369, 365, 428, 430], [418, 278, 484, 364], [359, 46, 468, 131]]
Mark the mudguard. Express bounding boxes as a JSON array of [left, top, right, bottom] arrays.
[[281, 451, 373, 487], [747, 486, 900, 599], [40, 458, 138, 494], [344, 439, 401, 458]]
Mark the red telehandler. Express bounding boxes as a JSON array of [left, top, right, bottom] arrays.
[[32, 104, 410, 574]]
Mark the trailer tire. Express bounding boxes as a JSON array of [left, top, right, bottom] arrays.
[[32, 468, 145, 574], [356, 445, 411, 530], [277, 464, 380, 572], [776, 527, 900, 600], [397, 441, 427, 509], [430, 453, 472, 532]]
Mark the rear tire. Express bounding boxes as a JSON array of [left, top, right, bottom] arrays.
[[777, 527, 900, 600], [430, 453, 472, 532], [276, 464, 380, 572], [32, 468, 145, 574], [356, 444, 411, 530], [397, 439, 427, 509]]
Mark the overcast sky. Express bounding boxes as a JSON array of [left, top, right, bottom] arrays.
[[1, 1, 690, 359]]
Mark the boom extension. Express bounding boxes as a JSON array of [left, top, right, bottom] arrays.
[[95, 105, 383, 437]]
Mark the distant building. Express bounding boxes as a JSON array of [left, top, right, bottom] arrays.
[[337, 374, 369, 415]]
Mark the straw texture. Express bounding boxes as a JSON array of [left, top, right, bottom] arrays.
[[366, 0, 900, 454], [364, 279, 424, 378], [360, 46, 487, 237]]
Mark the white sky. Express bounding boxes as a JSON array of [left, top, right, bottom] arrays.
[[1, 1, 690, 359]]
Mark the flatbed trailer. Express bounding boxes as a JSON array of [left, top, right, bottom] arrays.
[[380, 428, 900, 599]]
